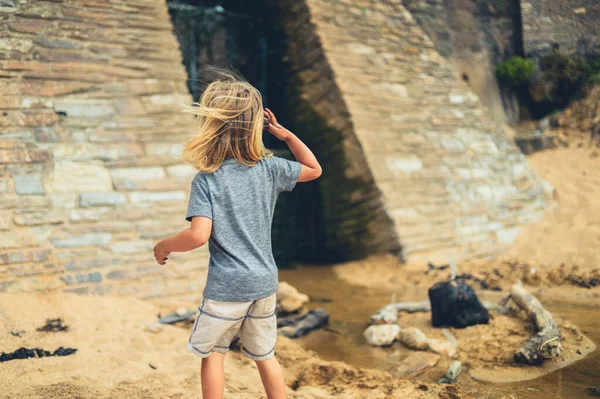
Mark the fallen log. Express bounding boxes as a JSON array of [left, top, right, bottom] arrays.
[[510, 281, 563, 365]]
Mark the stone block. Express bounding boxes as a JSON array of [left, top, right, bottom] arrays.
[[496, 227, 523, 244], [129, 191, 186, 203], [64, 257, 120, 271], [51, 233, 112, 248], [34, 127, 61, 142], [13, 174, 44, 195], [0, 149, 50, 164], [111, 240, 154, 254], [9, 18, 54, 33], [165, 164, 196, 178], [0, 248, 51, 265], [65, 285, 113, 295], [50, 160, 112, 192], [14, 210, 63, 226], [441, 139, 466, 152], [0, 178, 12, 194], [110, 167, 165, 181], [386, 156, 423, 173], [79, 192, 127, 207], [53, 98, 115, 118], [0, 38, 33, 53], [0, 226, 52, 249], [106, 266, 162, 280], [69, 207, 111, 222], [0, 210, 11, 230], [60, 271, 102, 285], [144, 142, 184, 158], [51, 193, 77, 209]]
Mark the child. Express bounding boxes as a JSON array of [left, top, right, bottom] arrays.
[[152, 75, 322, 399]]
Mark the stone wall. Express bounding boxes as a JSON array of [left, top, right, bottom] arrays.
[[402, 0, 524, 123], [521, 0, 600, 56], [275, 0, 549, 263], [0, 0, 206, 304], [0, 0, 552, 298]]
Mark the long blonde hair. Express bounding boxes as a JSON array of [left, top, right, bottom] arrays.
[[182, 74, 272, 172]]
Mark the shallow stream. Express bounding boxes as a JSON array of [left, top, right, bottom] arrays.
[[279, 266, 600, 399]]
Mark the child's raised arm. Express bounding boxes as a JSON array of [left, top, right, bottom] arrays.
[[265, 108, 322, 182]]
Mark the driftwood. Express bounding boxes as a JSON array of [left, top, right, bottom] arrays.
[[510, 281, 563, 365], [370, 300, 509, 325]]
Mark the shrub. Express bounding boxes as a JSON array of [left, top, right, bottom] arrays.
[[496, 56, 536, 89], [538, 50, 587, 106]]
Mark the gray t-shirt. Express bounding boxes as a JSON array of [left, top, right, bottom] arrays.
[[186, 156, 302, 302]]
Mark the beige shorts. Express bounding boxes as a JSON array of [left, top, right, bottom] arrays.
[[186, 293, 277, 361]]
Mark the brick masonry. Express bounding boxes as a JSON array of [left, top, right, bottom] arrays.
[[0, 0, 206, 304], [0, 0, 551, 300], [520, 0, 600, 56]]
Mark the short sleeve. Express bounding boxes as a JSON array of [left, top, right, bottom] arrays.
[[185, 174, 213, 222], [269, 156, 302, 193]]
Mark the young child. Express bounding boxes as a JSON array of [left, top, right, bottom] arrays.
[[152, 76, 322, 399]]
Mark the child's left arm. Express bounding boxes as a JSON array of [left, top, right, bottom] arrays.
[[153, 216, 212, 265]]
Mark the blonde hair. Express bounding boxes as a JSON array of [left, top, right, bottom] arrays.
[[182, 74, 272, 172]]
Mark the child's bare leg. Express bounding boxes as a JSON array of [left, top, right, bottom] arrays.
[[201, 352, 226, 399], [255, 356, 286, 399]]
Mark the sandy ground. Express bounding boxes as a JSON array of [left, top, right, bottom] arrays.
[[334, 146, 600, 383], [0, 292, 468, 399]]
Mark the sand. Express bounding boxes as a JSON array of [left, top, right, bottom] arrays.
[[333, 145, 599, 383], [0, 292, 468, 399]]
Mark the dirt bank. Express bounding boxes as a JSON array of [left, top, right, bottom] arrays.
[[0, 292, 468, 399]]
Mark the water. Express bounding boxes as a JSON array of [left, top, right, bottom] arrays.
[[279, 266, 600, 399]]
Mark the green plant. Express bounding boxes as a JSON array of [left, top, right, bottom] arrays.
[[538, 50, 587, 105], [496, 56, 536, 88]]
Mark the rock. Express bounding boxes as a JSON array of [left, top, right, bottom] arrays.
[[13, 174, 44, 195], [428, 338, 457, 358], [392, 352, 440, 378], [397, 327, 429, 350], [587, 387, 600, 397], [363, 324, 401, 346], [438, 360, 462, 384], [276, 281, 309, 313], [50, 161, 113, 193], [277, 308, 329, 338], [428, 280, 489, 329]]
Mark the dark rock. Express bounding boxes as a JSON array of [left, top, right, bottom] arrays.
[[428, 280, 489, 328], [277, 308, 329, 338], [588, 387, 600, 397]]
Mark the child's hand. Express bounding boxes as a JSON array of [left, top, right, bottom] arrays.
[[153, 241, 170, 265], [265, 108, 290, 141]]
